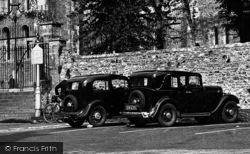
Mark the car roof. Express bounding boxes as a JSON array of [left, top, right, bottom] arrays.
[[67, 74, 128, 83], [130, 70, 201, 77]]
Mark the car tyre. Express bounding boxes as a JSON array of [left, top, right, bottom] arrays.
[[88, 106, 107, 127], [128, 90, 146, 110], [221, 101, 238, 123], [63, 95, 78, 111], [158, 104, 177, 127], [68, 118, 85, 128]]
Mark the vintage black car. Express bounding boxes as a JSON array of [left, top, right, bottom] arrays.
[[60, 74, 130, 127], [120, 70, 239, 127]]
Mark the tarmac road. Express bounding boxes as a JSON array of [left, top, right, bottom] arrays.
[[0, 119, 250, 154]]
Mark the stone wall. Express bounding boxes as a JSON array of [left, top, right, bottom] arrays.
[[59, 42, 250, 109]]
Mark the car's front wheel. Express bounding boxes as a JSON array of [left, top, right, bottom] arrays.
[[221, 101, 238, 123], [88, 106, 107, 127], [68, 118, 85, 128], [158, 104, 177, 127]]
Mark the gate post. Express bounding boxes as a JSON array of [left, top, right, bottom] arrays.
[[35, 64, 41, 117], [48, 39, 66, 93], [31, 44, 44, 118]]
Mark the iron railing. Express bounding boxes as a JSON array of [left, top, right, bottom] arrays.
[[0, 43, 50, 89]]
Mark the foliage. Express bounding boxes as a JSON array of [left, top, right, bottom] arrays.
[[180, 0, 221, 46], [216, 0, 250, 42], [24, 10, 54, 22], [0, 14, 6, 21], [73, 0, 178, 54]]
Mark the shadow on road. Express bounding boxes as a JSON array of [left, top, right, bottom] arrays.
[[0, 131, 50, 142]]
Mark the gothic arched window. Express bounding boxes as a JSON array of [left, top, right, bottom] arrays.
[[22, 25, 30, 58], [2, 27, 10, 60]]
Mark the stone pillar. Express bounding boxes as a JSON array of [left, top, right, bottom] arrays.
[[48, 39, 66, 94]]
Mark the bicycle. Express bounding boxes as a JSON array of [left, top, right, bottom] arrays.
[[43, 95, 62, 123]]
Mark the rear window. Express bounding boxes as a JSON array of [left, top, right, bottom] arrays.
[[92, 80, 109, 91], [67, 82, 80, 90], [130, 77, 152, 87]]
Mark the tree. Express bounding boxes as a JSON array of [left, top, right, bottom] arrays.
[[179, 0, 222, 46], [181, 0, 197, 46], [146, 0, 179, 49], [73, 0, 179, 54], [75, 0, 155, 54], [216, 0, 250, 43]]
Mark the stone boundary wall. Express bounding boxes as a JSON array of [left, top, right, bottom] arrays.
[[60, 42, 250, 109]]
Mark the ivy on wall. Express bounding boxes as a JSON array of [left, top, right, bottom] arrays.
[[24, 10, 53, 22]]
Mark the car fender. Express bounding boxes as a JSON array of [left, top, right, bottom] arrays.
[[211, 94, 239, 115], [78, 100, 106, 118], [149, 97, 179, 118]]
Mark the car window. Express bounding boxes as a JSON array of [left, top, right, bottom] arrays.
[[180, 76, 186, 87], [111, 79, 128, 89], [71, 82, 79, 90], [68, 82, 80, 90], [92, 80, 109, 91], [171, 77, 178, 88], [189, 76, 201, 86], [131, 77, 151, 87]]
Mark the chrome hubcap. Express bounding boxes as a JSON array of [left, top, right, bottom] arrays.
[[94, 112, 102, 120], [227, 109, 234, 116], [163, 112, 172, 119]]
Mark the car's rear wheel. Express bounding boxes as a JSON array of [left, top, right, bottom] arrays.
[[221, 101, 238, 123], [88, 106, 107, 127], [127, 117, 148, 127], [158, 104, 177, 127], [128, 90, 146, 111], [68, 118, 85, 128]]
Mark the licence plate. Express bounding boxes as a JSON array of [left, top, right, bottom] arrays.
[[126, 105, 137, 111]]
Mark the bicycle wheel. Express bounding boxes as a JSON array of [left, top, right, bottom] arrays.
[[43, 103, 60, 123]]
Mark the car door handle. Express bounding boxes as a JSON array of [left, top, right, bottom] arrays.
[[186, 91, 192, 93]]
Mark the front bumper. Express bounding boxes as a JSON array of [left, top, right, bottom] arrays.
[[120, 111, 151, 118]]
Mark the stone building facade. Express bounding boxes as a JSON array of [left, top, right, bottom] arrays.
[[0, 0, 75, 90]]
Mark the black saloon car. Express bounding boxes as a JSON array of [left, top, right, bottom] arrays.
[[59, 74, 130, 127], [121, 70, 239, 127]]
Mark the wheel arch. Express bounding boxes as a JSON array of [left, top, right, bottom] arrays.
[[79, 100, 106, 118], [211, 94, 239, 115], [150, 97, 179, 118]]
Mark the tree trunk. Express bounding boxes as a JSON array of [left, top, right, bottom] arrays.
[[156, 23, 164, 49], [182, 0, 196, 46], [239, 22, 250, 43]]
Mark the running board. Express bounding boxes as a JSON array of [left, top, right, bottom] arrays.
[[181, 112, 211, 117]]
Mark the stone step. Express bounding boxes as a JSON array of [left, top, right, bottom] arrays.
[[0, 100, 35, 106], [0, 103, 35, 108], [0, 106, 35, 111], [0, 91, 35, 121], [0, 113, 34, 121], [0, 109, 34, 113]]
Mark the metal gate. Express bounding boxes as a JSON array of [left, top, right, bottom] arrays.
[[0, 43, 50, 89]]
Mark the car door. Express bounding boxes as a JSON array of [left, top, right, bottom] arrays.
[[158, 75, 187, 113], [110, 78, 129, 115], [91, 79, 111, 104], [185, 75, 207, 113]]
